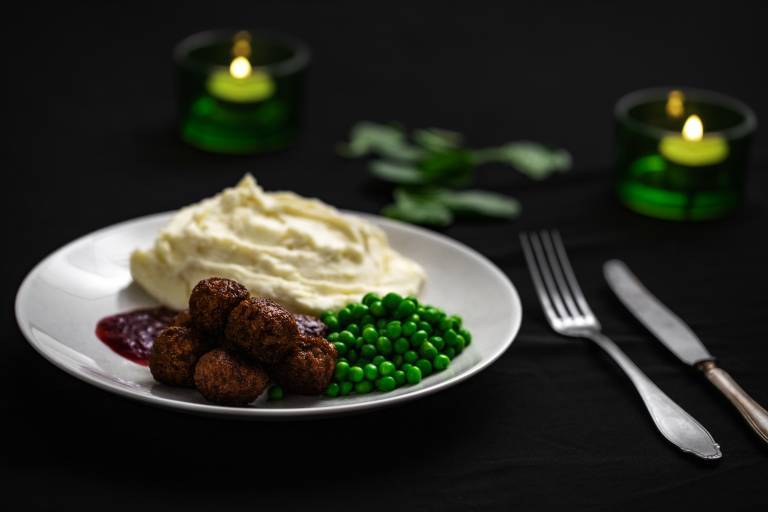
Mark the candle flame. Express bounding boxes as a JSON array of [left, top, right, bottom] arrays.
[[666, 90, 685, 117], [682, 115, 703, 141], [229, 56, 252, 79]]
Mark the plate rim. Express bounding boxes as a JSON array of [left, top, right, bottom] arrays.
[[15, 210, 522, 419]]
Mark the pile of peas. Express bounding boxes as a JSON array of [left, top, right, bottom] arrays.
[[320, 292, 472, 397]]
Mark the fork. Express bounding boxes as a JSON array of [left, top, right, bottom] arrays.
[[520, 230, 721, 460]]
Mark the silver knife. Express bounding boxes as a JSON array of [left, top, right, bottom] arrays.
[[604, 259, 768, 445]]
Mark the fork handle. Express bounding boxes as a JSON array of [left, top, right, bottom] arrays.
[[696, 361, 768, 444], [588, 332, 722, 460]]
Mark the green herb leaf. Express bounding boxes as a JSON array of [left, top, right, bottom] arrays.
[[369, 160, 426, 185], [471, 142, 571, 179], [413, 128, 464, 151], [381, 188, 453, 226], [431, 189, 521, 218], [337, 121, 424, 161]]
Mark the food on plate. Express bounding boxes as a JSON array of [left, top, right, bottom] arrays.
[[189, 277, 250, 335], [148, 326, 211, 387], [224, 297, 300, 364], [194, 349, 270, 406], [171, 309, 193, 328], [129, 174, 425, 315], [294, 314, 329, 338], [272, 335, 338, 394]]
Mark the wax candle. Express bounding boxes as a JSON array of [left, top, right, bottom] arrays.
[[614, 88, 756, 220]]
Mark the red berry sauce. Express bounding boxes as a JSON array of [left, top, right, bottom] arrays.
[[95, 307, 177, 365]]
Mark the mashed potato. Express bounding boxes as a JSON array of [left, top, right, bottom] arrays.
[[130, 175, 425, 314]]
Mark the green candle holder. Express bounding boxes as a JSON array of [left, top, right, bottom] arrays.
[[174, 29, 310, 154], [614, 87, 756, 220]]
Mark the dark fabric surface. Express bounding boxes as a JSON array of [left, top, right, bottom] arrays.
[[2, 1, 767, 510]]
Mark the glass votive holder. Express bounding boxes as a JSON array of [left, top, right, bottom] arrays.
[[174, 29, 310, 154], [614, 87, 756, 220]]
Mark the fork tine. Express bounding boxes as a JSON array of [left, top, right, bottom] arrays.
[[520, 233, 560, 324], [528, 232, 571, 321], [539, 230, 582, 318], [550, 230, 595, 318]]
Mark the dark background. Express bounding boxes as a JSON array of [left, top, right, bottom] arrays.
[[2, 1, 767, 510]]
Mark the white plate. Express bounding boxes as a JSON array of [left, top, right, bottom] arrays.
[[15, 211, 521, 419]]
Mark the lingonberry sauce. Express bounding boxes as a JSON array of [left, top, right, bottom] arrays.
[[95, 307, 177, 365]]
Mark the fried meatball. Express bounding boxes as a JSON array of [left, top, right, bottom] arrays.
[[294, 314, 328, 338], [224, 297, 300, 364], [189, 277, 250, 335], [149, 326, 210, 387], [194, 348, 270, 405], [171, 309, 193, 328], [272, 336, 338, 395]]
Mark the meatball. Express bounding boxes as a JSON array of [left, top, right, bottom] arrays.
[[149, 326, 210, 387], [272, 336, 338, 395], [194, 348, 270, 406], [224, 297, 300, 364], [171, 309, 193, 328], [294, 314, 328, 338], [189, 277, 249, 335]]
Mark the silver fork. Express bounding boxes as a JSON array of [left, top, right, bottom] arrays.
[[520, 230, 721, 460]]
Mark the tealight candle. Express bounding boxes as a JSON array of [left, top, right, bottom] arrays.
[[614, 88, 756, 220], [174, 30, 310, 154]]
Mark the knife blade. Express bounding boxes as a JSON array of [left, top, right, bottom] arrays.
[[603, 259, 713, 365], [604, 259, 768, 445]]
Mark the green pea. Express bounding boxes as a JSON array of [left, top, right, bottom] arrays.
[[370, 301, 386, 317], [372, 355, 386, 366], [434, 354, 450, 371], [360, 314, 375, 327], [385, 320, 402, 340], [438, 317, 453, 332], [392, 354, 404, 367], [450, 315, 463, 329], [327, 332, 340, 342], [362, 292, 380, 306], [410, 330, 428, 348], [340, 381, 354, 395], [324, 382, 340, 397], [402, 320, 418, 337], [404, 350, 419, 364], [406, 295, 420, 307], [409, 314, 421, 323], [355, 380, 373, 394], [337, 307, 352, 326], [401, 363, 413, 374], [394, 337, 410, 354], [337, 357, 349, 365], [364, 363, 378, 381], [393, 370, 406, 386], [361, 343, 377, 359], [346, 349, 358, 362], [382, 292, 403, 310], [376, 336, 393, 355], [353, 337, 365, 350], [444, 329, 459, 346], [406, 365, 422, 384], [334, 361, 350, 381], [362, 326, 378, 343], [379, 360, 396, 376], [349, 366, 364, 382], [268, 385, 284, 401], [444, 347, 456, 358], [338, 330, 355, 344], [395, 299, 417, 319], [352, 303, 369, 319], [420, 341, 438, 361], [430, 336, 445, 351], [321, 310, 335, 323], [333, 341, 347, 355], [418, 321, 433, 335], [324, 315, 340, 332], [346, 323, 360, 337], [455, 334, 466, 352], [377, 376, 397, 392], [460, 328, 472, 345], [376, 318, 388, 329], [416, 358, 433, 376], [416, 306, 427, 317], [423, 307, 440, 324]]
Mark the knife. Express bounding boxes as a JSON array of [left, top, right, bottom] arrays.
[[604, 259, 768, 445]]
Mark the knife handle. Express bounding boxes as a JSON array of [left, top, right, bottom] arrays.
[[697, 361, 768, 444]]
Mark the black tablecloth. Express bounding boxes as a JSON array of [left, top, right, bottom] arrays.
[[3, 2, 767, 510]]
